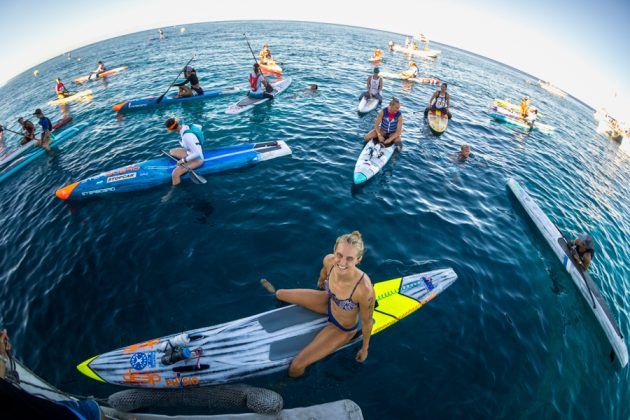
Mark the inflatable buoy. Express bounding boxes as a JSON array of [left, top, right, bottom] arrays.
[[33, 70, 39, 76], [180, 27, 186, 33]]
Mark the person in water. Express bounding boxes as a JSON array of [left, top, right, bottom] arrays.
[[55, 78, 70, 98], [33, 109, 52, 152], [459, 144, 470, 160], [261, 231, 375, 378], [174, 66, 203, 97], [159, 29, 165, 40], [401, 61, 418, 79], [424, 83, 452, 119], [247, 63, 273, 99], [364, 97, 404, 147], [360, 67, 383, 103], [520, 96, 530, 118], [0, 328, 105, 419], [567, 234, 595, 270], [17, 117, 36, 145]]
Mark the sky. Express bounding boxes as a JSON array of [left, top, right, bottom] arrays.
[[0, 0, 629, 122]]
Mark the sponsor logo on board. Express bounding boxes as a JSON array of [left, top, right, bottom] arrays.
[[107, 173, 137, 183], [81, 187, 115, 196], [130, 352, 156, 370]]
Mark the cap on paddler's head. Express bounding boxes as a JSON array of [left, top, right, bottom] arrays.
[[33, 108, 43, 116], [183, 65, 193, 72], [578, 234, 594, 250], [165, 117, 179, 131], [373, 67, 380, 73]]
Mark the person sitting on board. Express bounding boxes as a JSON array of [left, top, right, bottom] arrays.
[[360, 67, 383, 103], [17, 117, 36, 145], [372, 48, 382, 60], [363, 97, 404, 148], [247, 63, 274, 100], [260, 231, 375, 378], [162, 117, 205, 202], [174, 66, 203, 97], [90, 61, 106, 79], [259, 43, 272, 64], [525, 108, 538, 130], [55, 78, 70, 98], [0, 328, 105, 420], [567, 234, 595, 270], [33, 109, 53, 152], [424, 83, 452, 119], [520, 96, 530, 118], [400, 61, 418, 79]]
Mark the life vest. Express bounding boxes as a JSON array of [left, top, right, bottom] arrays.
[[249, 73, 262, 92], [434, 91, 448, 109], [55, 82, 65, 93], [379, 107, 402, 134], [182, 124, 205, 145]]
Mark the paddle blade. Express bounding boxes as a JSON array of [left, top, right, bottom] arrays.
[[156, 94, 166, 104], [188, 170, 207, 185]]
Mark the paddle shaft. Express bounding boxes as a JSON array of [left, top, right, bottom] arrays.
[[157, 55, 195, 104]]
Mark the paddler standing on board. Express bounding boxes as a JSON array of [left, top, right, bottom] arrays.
[[363, 97, 403, 148], [360, 67, 383, 104], [520, 96, 530, 118], [567, 234, 595, 270], [162, 117, 205, 202], [247, 63, 274, 100], [55, 78, 70, 98]]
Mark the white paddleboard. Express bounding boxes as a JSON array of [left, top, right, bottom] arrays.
[[358, 97, 380, 113], [353, 140, 397, 184]]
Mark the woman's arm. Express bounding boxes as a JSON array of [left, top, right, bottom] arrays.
[[355, 279, 375, 362], [317, 254, 333, 289]]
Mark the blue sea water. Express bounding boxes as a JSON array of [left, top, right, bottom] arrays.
[[0, 21, 629, 419]]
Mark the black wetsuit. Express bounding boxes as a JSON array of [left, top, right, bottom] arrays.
[[175, 72, 203, 95]]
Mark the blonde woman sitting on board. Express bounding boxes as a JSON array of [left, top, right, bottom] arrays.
[[261, 231, 375, 378]]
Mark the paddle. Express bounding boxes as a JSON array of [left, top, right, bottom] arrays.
[[156, 55, 195, 104], [161, 150, 206, 184], [243, 34, 274, 93]]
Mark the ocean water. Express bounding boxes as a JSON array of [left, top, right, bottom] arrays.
[[0, 21, 628, 419]]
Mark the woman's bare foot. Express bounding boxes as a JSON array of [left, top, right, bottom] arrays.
[[260, 278, 276, 294]]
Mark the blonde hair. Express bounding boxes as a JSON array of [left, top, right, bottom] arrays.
[[334, 231, 365, 259]]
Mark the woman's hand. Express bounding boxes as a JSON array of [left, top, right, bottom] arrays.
[[0, 329, 11, 356], [355, 347, 368, 363]]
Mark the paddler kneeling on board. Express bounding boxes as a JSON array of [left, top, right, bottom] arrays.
[[55, 78, 70, 98], [33, 108, 52, 152], [567, 234, 595, 270], [400, 61, 418, 79], [259, 43, 272, 64], [174, 66, 204, 98], [360, 67, 383, 103], [364, 97, 403, 148], [0, 328, 106, 419], [162, 117, 205, 202], [261, 231, 376, 378], [17, 117, 36, 145], [247, 63, 274, 99], [424, 82, 452, 119]]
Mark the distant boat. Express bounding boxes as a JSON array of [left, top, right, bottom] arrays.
[[537, 80, 567, 98], [388, 36, 440, 59]]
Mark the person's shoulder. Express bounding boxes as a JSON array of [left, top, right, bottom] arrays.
[[357, 272, 374, 296], [323, 254, 334, 266]]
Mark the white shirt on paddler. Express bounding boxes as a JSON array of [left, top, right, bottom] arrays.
[[178, 124, 204, 162]]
